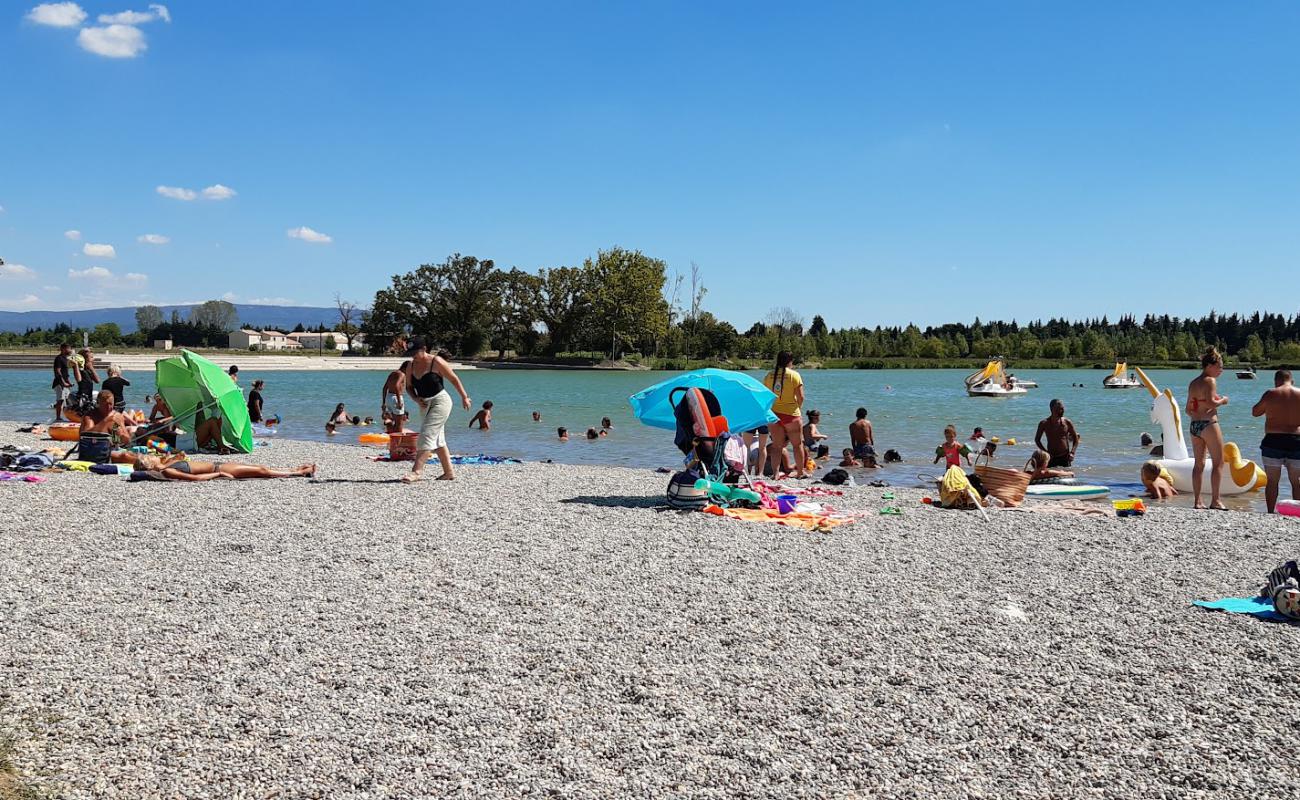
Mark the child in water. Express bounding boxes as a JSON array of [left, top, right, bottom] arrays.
[[1141, 461, 1178, 499], [839, 448, 858, 467], [933, 425, 972, 468], [468, 400, 493, 430], [1025, 450, 1075, 482], [557, 427, 569, 441]]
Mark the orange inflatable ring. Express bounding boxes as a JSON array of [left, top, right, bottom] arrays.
[[358, 432, 390, 445], [50, 423, 80, 441]]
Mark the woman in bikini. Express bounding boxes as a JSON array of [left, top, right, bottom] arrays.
[[135, 454, 316, 480], [1187, 346, 1229, 509]]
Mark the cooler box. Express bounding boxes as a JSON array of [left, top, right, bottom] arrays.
[[389, 432, 419, 461]]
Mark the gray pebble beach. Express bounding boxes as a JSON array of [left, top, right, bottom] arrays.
[[2, 422, 1298, 798]]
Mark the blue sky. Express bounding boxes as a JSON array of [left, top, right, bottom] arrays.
[[2, 1, 1299, 329]]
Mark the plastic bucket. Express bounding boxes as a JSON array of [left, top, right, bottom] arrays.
[[79, 432, 113, 465], [389, 432, 419, 461], [776, 494, 798, 514]]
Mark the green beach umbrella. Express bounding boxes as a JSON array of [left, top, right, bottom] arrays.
[[154, 350, 253, 453]]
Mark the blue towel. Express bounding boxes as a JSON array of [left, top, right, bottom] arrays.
[[450, 454, 522, 465], [1193, 596, 1290, 622]]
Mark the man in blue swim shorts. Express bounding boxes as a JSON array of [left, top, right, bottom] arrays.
[[1252, 369, 1300, 513]]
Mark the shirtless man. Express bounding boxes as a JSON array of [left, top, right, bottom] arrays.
[[1251, 368, 1300, 513], [381, 360, 409, 423], [1034, 399, 1080, 468], [79, 390, 136, 445], [849, 407, 874, 459], [1187, 347, 1229, 510]]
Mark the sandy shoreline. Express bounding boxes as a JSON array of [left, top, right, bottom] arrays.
[[2, 423, 1298, 798]]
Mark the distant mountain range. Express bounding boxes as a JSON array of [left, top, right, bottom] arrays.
[[0, 304, 343, 334]]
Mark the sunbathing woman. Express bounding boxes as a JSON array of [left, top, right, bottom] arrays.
[[135, 454, 316, 481]]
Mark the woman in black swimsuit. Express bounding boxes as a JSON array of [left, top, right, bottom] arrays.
[[402, 337, 471, 482]]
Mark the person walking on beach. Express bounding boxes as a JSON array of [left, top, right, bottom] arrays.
[[51, 342, 77, 421], [1187, 347, 1229, 510], [1034, 399, 1080, 468], [247, 379, 265, 423], [849, 407, 875, 460], [1251, 368, 1300, 513], [763, 351, 807, 479], [403, 337, 471, 483]]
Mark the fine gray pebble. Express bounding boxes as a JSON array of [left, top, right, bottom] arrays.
[[1, 422, 1298, 799]]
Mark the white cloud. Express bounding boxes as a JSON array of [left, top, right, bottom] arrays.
[[64, 229, 82, 240], [0, 204, 5, 213], [156, 185, 196, 201], [0, 294, 43, 310], [69, 266, 113, 280], [42, 285, 62, 292], [201, 184, 237, 200], [137, 233, 170, 245], [220, 291, 238, 302], [98, 5, 170, 25], [83, 242, 117, 258], [0, 262, 37, 279], [26, 2, 86, 27], [248, 297, 298, 305], [78, 24, 147, 58], [68, 266, 148, 286], [287, 226, 332, 244]]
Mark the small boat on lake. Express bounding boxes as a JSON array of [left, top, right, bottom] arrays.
[[1008, 375, 1038, 389], [966, 359, 1029, 397], [1236, 365, 1257, 380], [1103, 362, 1142, 389]]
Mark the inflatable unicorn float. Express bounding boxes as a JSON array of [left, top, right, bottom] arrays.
[[1134, 366, 1265, 495]]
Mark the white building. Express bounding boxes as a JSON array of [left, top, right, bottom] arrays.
[[228, 329, 301, 351], [287, 331, 361, 351]]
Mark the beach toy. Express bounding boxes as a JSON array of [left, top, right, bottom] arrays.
[[1006, 438, 1016, 446], [1278, 500, 1300, 518], [921, 497, 933, 505], [693, 478, 761, 505], [388, 432, 419, 461], [50, 423, 80, 442], [147, 439, 172, 453], [1112, 498, 1146, 517], [776, 494, 798, 514], [358, 432, 391, 445]]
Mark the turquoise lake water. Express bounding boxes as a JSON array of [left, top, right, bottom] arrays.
[[3, 366, 1280, 506]]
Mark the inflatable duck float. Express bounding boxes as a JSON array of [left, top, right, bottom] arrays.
[[1134, 367, 1265, 495]]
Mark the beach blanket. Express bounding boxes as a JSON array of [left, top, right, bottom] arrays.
[[368, 454, 522, 465], [55, 460, 95, 472], [703, 504, 853, 532], [8, 453, 55, 472], [0, 471, 48, 483], [1193, 596, 1292, 622]]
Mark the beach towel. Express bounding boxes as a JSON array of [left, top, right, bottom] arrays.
[[450, 454, 522, 465], [1192, 596, 1291, 623], [55, 460, 95, 472], [702, 504, 854, 532], [9, 453, 55, 472], [0, 472, 48, 483]]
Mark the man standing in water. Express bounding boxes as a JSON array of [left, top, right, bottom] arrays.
[[1034, 399, 1080, 468], [1252, 369, 1300, 513], [381, 360, 409, 424]]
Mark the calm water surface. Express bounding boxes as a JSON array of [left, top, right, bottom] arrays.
[[2, 366, 1280, 509]]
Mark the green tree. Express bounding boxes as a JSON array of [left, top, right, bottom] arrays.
[[134, 305, 163, 335], [90, 322, 122, 347], [190, 300, 239, 331], [535, 266, 592, 356], [586, 247, 670, 356], [1239, 333, 1265, 363], [488, 268, 542, 358]]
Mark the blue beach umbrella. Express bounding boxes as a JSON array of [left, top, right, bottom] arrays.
[[629, 368, 779, 433]]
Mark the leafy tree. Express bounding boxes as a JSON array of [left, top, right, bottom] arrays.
[[488, 268, 542, 358], [90, 323, 122, 347], [190, 300, 240, 331], [535, 266, 592, 355], [134, 305, 163, 335], [586, 248, 670, 356]]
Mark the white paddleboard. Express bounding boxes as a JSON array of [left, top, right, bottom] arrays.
[[1025, 483, 1110, 500]]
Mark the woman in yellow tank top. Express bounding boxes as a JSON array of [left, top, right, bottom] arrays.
[[763, 351, 807, 478]]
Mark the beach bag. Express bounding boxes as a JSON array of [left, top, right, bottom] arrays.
[[1262, 560, 1300, 621], [666, 468, 709, 510], [939, 466, 980, 509], [973, 452, 1030, 506], [820, 468, 850, 486], [78, 432, 113, 465]]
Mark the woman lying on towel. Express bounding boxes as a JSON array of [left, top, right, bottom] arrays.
[[134, 454, 316, 481]]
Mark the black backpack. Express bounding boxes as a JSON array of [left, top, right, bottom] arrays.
[[1263, 560, 1300, 621]]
